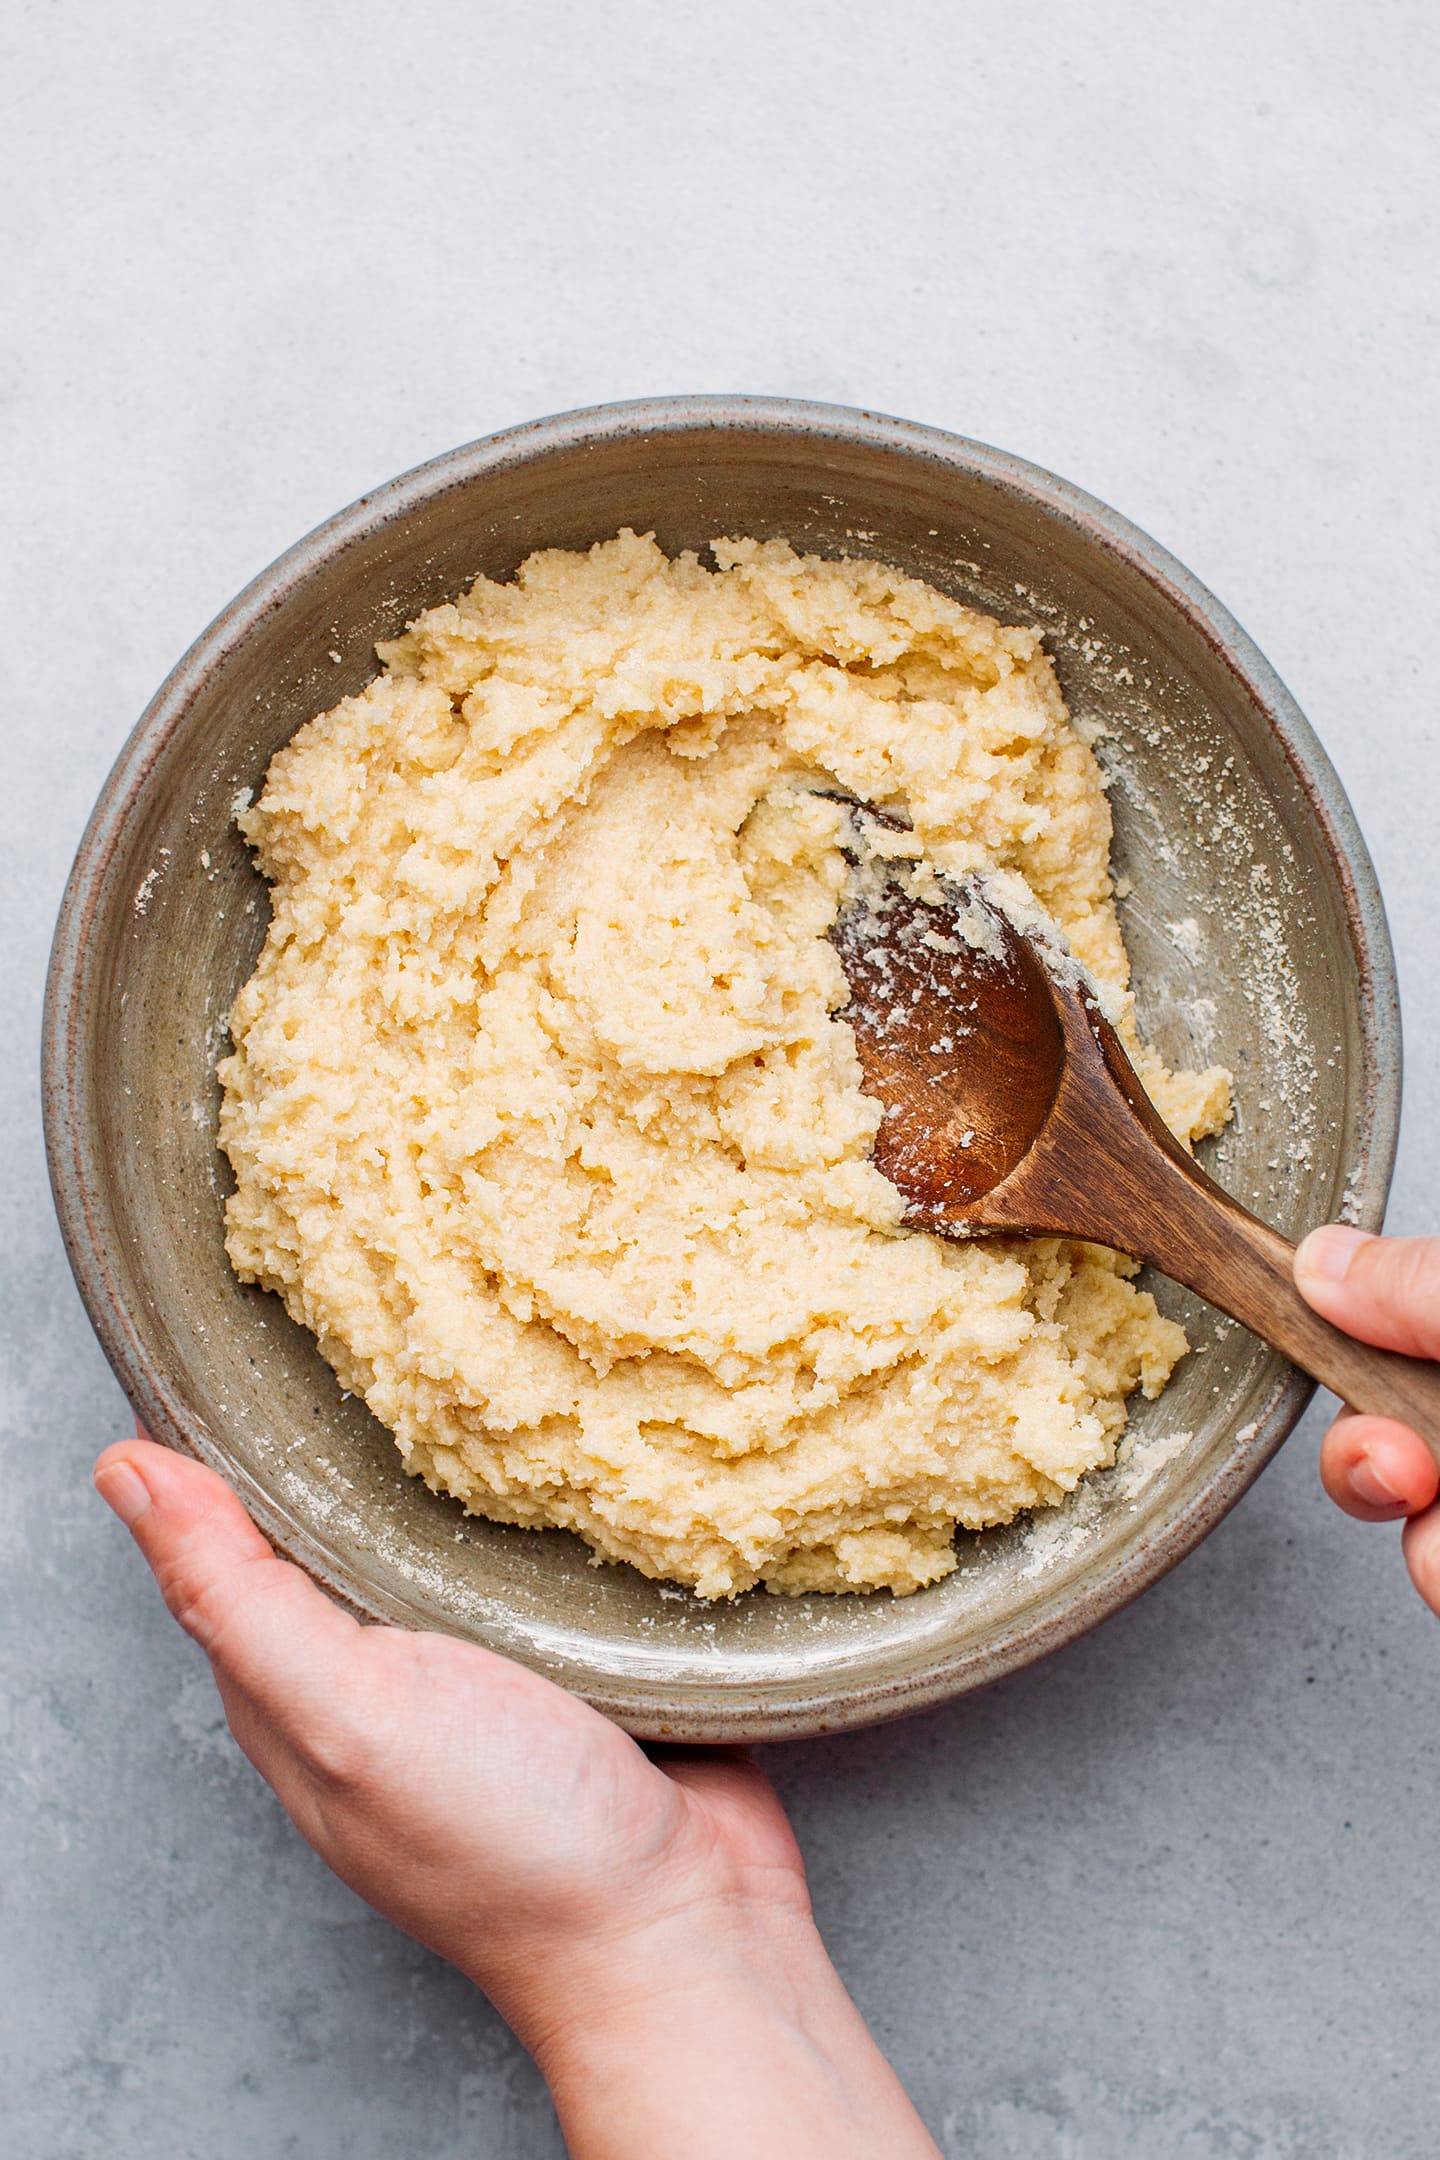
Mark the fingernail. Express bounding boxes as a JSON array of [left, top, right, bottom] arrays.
[[95, 1460, 153, 1528], [1297, 1225, 1372, 1284], [1350, 1457, 1404, 1509]]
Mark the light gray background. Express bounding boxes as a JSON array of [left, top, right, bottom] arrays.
[[5, 3, 1438, 2154]]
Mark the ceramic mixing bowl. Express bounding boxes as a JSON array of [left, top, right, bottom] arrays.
[[44, 397, 1399, 1740]]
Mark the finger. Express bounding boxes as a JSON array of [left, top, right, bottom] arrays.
[[93, 1440, 360, 1738], [1294, 1228, 1440, 1359], [1318, 1413, 1439, 1521], [658, 1750, 790, 1833], [1402, 1506, 1440, 1618]]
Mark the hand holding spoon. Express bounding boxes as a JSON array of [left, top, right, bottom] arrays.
[[827, 808, 1440, 1459]]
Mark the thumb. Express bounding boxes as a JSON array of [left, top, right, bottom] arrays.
[[93, 1439, 359, 1719], [1293, 1228, 1440, 1360]]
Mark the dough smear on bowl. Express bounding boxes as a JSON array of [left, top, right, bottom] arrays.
[[218, 532, 1231, 1599]]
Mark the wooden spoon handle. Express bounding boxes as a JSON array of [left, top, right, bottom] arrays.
[[1133, 1152, 1440, 1460]]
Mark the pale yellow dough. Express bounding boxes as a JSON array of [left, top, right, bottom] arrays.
[[219, 533, 1231, 1599]]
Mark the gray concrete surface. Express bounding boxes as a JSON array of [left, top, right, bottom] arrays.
[[5, 3, 1438, 2153]]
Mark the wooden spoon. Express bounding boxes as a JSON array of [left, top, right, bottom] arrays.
[[827, 805, 1440, 1458]]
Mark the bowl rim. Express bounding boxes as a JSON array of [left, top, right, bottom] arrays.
[[42, 394, 1402, 1739]]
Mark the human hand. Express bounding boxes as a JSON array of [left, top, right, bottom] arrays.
[[1294, 1227, 1440, 1611], [93, 1437, 939, 2159]]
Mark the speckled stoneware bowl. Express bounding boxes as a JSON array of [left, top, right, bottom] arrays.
[[44, 397, 1399, 1741]]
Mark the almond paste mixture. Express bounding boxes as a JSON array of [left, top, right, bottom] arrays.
[[218, 532, 1231, 1598]]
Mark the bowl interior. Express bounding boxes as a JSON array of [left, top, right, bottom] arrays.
[[49, 405, 1391, 1738]]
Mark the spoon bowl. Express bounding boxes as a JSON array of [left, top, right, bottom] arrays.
[[827, 814, 1067, 1217]]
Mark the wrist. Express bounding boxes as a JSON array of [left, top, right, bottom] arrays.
[[485, 1885, 824, 2066], [490, 1894, 939, 2160]]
